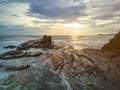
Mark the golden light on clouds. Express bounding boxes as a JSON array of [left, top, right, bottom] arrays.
[[64, 23, 86, 29]]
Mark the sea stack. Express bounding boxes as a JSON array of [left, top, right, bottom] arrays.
[[40, 35, 53, 48], [17, 35, 53, 50], [102, 31, 120, 53]]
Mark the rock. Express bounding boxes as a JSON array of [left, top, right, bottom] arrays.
[[72, 53, 79, 61], [102, 31, 120, 53], [0, 55, 3, 59], [29, 52, 42, 57], [17, 40, 36, 50], [1, 50, 22, 56], [17, 35, 53, 50], [51, 55, 64, 72], [0, 50, 42, 59], [0, 63, 3, 67], [40, 35, 52, 48], [0, 50, 25, 59], [0, 50, 22, 59], [87, 82, 92, 86], [49, 45, 120, 90], [4, 45, 16, 49], [6, 65, 30, 71]]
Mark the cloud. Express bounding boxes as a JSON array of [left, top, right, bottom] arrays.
[[90, 1, 120, 20], [0, 24, 42, 35], [0, 0, 120, 35], [26, 0, 87, 19]]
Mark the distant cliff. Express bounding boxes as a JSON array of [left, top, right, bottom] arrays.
[[102, 31, 120, 53]]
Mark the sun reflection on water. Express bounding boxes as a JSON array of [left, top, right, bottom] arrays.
[[71, 35, 78, 39], [71, 36, 81, 50]]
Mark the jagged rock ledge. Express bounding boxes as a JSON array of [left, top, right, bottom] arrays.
[[49, 45, 120, 90]]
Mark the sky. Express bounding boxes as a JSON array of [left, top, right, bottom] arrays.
[[0, 0, 120, 35]]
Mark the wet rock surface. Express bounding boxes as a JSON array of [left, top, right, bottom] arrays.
[[4, 45, 16, 49], [0, 50, 42, 59], [6, 65, 30, 71]]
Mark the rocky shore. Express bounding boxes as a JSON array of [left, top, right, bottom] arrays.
[[0, 34, 120, 90], [50, 45, 120, 90]]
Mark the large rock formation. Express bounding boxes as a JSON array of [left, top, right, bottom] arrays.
[[50, 46, 120, 90], [17, 35, 53, 50], [102, 31, 120, 53]]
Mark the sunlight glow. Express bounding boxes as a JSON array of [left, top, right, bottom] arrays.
[[64, 23, 85, 29]]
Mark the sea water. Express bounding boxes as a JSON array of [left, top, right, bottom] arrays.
[[0, 35, 114, 53], [0, 35, 114, 90]]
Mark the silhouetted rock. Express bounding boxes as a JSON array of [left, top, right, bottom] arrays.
[[6, 65, 30, 71], [4, 45, 16, 49], [17, 35, 53, 50], [40, 35, 53, 48], [0, 50, 42, 59], [102, 31, 120, 53]]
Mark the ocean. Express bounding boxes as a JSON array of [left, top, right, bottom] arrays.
[[0, 35, 114, 90], [0, 35, 114, 54]]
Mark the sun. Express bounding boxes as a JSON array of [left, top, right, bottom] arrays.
[[63, 23, 86, 36], [64, 23, 85, 29]]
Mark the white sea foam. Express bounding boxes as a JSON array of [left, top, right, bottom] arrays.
[[61, 73, 72, 90]]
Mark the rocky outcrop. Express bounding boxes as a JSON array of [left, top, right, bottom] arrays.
[[0, 50, 42, 59], [17, 35, 53, 50], [6, 65, 30, 71], [102, 31, 120, 53], [4, 45, 16, 49], [49, 45, 120, 90], [40, 35, 53, 48]]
